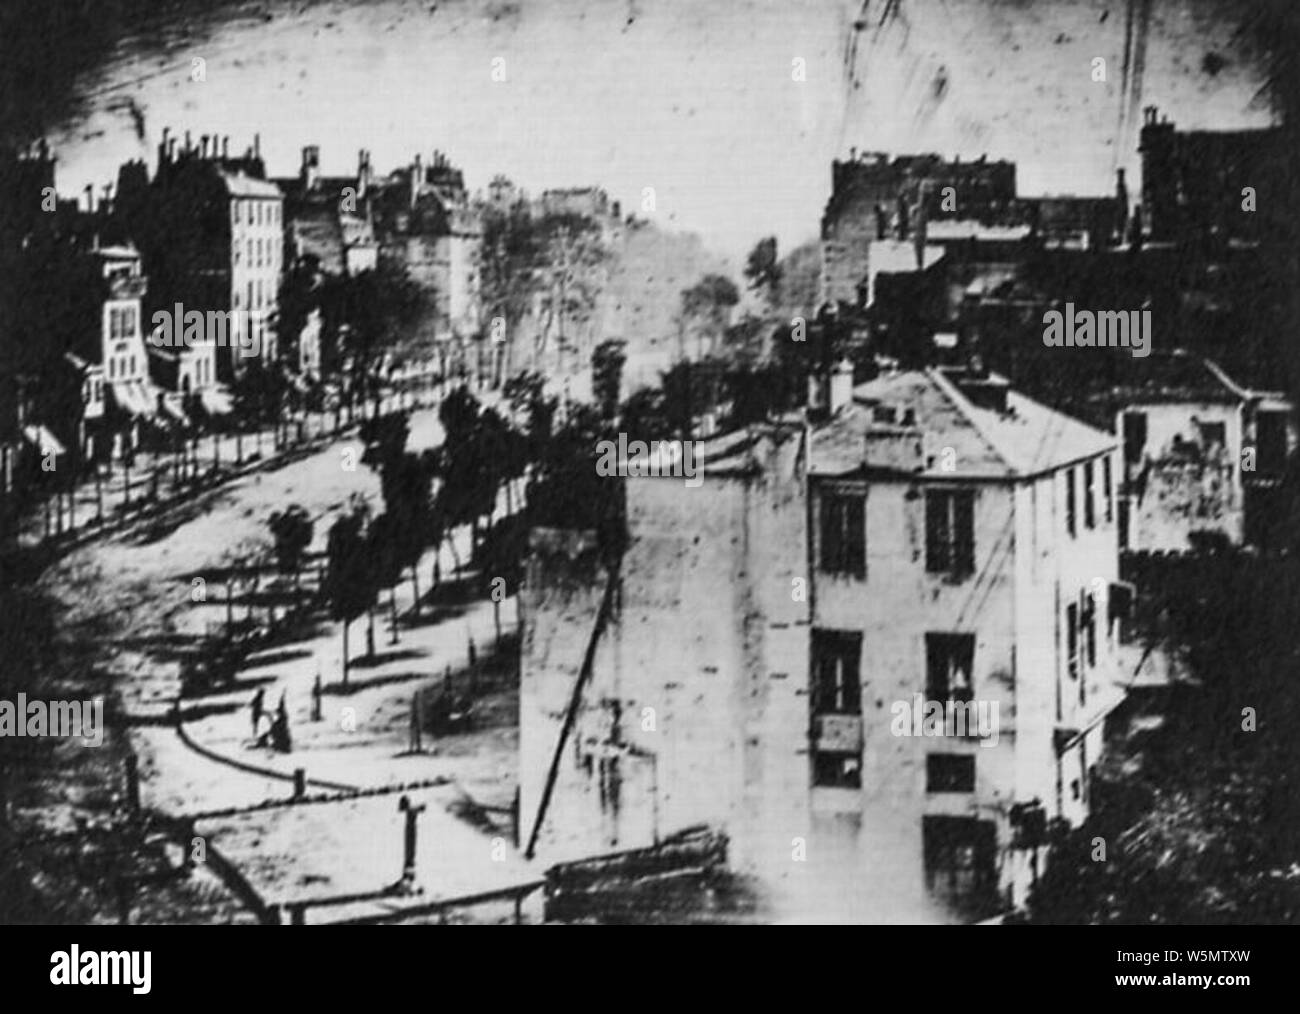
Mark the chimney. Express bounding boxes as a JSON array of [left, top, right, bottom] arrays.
[[830, 359, 854, 413], [253, 133, 261, 159], [301, 145, 320, 190], [357, 149, 371, 198], [807, 358, 855, 418], [200, 134, 210, 158], [223, 136, 230, 159], [83, 184, 94, 213], [410, 153, 423, 209], [184, 130, 192, 153], [948, 365, 1010, 414], [168, 137, 178, 160]]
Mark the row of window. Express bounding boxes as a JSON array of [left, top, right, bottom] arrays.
[[821, 489, 975, 579], [1064, 457, 1113, 537], [107, 305, 137, 342], [107, 354, 137, 380], [232, 200, 280, 227], [235, 236, 281, 269], [234, 279, 273, 311], [812, 630, 975, 719], [1124, 408, 1289, 474]]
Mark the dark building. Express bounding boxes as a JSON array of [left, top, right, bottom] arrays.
[[1139, 105, 1288, 245]]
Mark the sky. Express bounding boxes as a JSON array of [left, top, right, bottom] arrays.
[[15, 0, 1281, 263]]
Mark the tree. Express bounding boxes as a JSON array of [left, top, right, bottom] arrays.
[[533, 213, 607, 372], [478, 190, 544, 382], [591, 339, 627, 421], [319, 261, 430, 417], [743, 236, 781, 296], [680, 274, 740, 358], [1028, 547, 1300, 924], [367, 512, 405, 644], [527, 402, 626, 564], [379, 451, 434, 617], [267, 504, 314, 599], [322, 498, 373, 686]]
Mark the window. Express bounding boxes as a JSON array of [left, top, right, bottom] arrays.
[[1082, 593, 1097, 668], [927, 754, 975, 793], [1103, 455, 1113, 523], [819, 490, 865, 577], [925, 489, 974, 577], [811, 630, 862, 715], [1198, 420, 1226, 449], [1122, 411, 1147, 465], [1064, 467, 1076, 536], [1256, 411, 1288, 475], [233, 202, 240, 225], [1083, 461, 1095, 529], [922, 816, 999, 919], [109, 305, 136, 341], [813, 753, 861, 789], [925, 633, 974, 703], [811, 630, 862, 788], [1066, 602, 1079, 680]]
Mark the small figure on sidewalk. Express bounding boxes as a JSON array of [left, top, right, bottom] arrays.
[[270, 691, 292, 753], [250, 687, 265, 738]]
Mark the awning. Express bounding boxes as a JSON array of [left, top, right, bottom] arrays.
[[160, 398, 190, 425], [109, 381, 155, 418], [199, 388, 233, 416], [22, 425, 66, 456]]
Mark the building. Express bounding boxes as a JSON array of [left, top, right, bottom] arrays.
[[122, 129, 283, 385], [1139, 106, 1288, 246], [1111, 351, 1296, 552], [369, 149, 482, 345], [274, 146, 379, 277], [521, 364, 1130, 922], [820, 151, 1017, 307], [68, 243, 165, 461]]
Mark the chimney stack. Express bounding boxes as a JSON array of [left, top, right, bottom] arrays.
[[411, 154, 423, 209], [253, 133, 261, 159], [223, 136, 230, 159], [83, 184, 94, 214], [357, 149, 371, 198], [184, 130, 192, 154], [301, 145, 320, 190], [201, 134, 210, 158]]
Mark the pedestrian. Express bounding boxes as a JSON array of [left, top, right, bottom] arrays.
[[250, 687, 265, 737]]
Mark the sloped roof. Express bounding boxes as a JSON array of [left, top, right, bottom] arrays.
[[218, 171, 281, 199], [810, 367, 1115, 480], [1108, 351, 1249, 405]]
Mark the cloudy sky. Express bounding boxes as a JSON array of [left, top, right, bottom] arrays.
[[6, 0, 1279, 261]]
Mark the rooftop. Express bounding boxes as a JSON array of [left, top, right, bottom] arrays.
[[810, 367, 1115, 479], [1108, 351, 1250, 405]]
